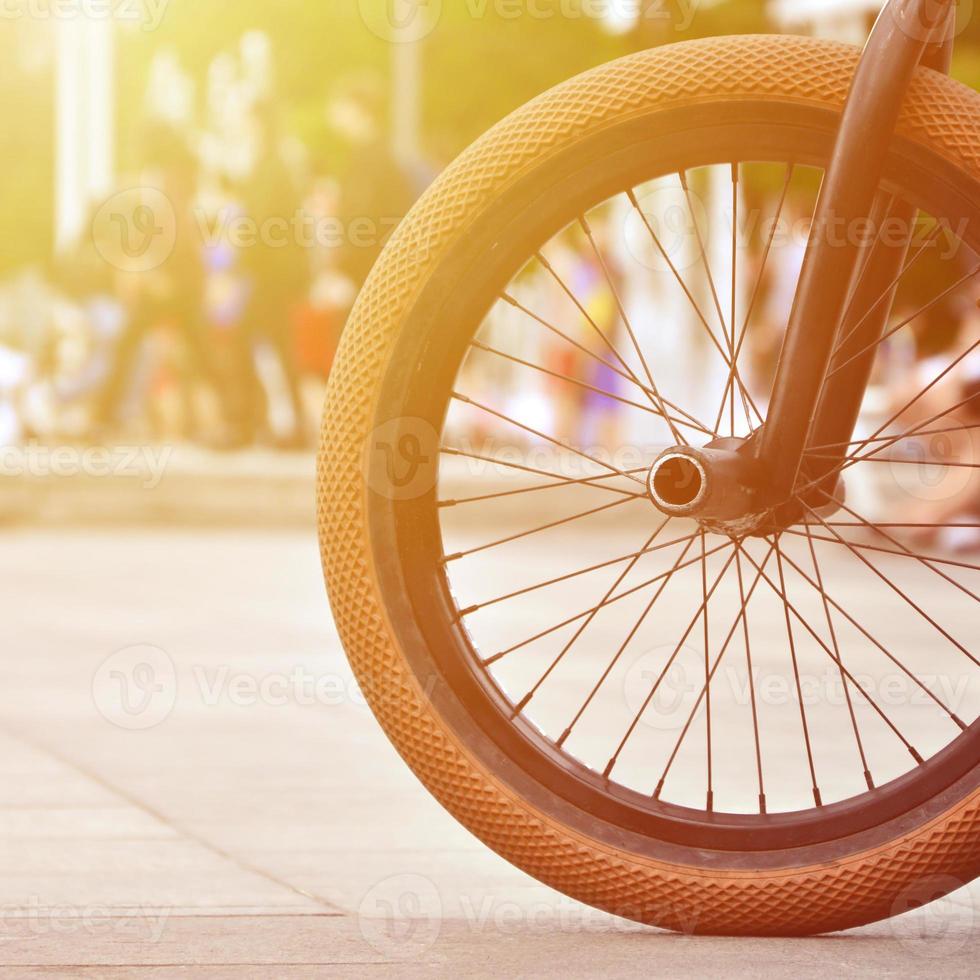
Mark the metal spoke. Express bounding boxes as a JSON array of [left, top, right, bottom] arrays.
[[626, 180, 755, 429], [461, 529, 701, 617], [440, 473, 647, 507], [714, 163, 794, 435], [783, 528, 980, 575], [762, 537, 970, 726], [794, 386, 980, 501], [653, 540, 777, 803], [774, 537, 823, 807], [680, 169, 729, 345], [677, 168, 764, 428], [470, 339, 714, 437], [856, 388, 980, 467], [625, 188, 732, 369], [513, 522, 675, 715], [701, 532, 714, 808], [738, 545, 926, 764], [835, 193, 898, 347], [735, 548, 767, 813], [806, 423, 980, 454], [818, 521, 980, 530], [534, 251, 652, 398], [578, 213, 687, 445], [485, 540, 736, 665], [815, 336, 980, 468], [555, 536, 700, 748], [500, 292, 715, 437], [803, 525, 874, 791], [451, 392, 647, 486], [441, 447, 646, 495], [602, 546, 741, 780], [727, 163, 742, 436], [803, 504, 977, 667], [815, 493, 980, 597], [446, 495, 647, 569], [826, 261, 980, 380], [830, 221, 941, 362], [807, 452, 980, 470], [740, 163, 794, 340]]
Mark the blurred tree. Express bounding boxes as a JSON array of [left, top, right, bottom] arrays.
[[117, 0, 626, 174], [421, 1, 623, 162], [109, 0, 980, 181], [117, 1, 388, 175]]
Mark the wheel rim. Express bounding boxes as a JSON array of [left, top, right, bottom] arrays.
[[371, 114, 980, 853]]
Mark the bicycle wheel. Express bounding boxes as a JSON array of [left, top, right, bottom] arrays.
[[318, 35, 980, 936]]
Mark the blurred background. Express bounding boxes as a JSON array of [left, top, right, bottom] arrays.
[[0, 0, 978, 527]]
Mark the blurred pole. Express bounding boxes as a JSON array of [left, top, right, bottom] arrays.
[[391, 27, 421, 169], [55, 12, 115, 252]]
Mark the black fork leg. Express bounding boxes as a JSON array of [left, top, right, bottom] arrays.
[[755, 0, 957, 506]]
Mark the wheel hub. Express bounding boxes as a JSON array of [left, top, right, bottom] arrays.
[[647, 438, 772, 537], [647, 438, 847, 536]]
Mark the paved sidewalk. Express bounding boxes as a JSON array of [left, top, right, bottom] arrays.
[[0, 445, 316, 529], [0, 528, 975, 976]]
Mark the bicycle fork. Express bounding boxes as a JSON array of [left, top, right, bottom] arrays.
[[649, 0, 958, 533]]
